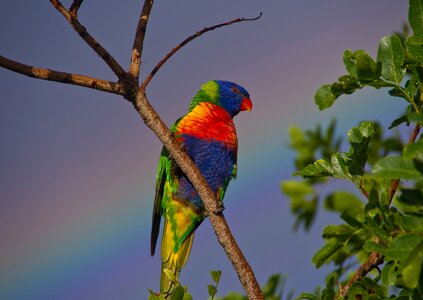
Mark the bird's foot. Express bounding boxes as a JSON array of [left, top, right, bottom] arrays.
[[203, 204, 225, 217], [213, 203, 225, 215]]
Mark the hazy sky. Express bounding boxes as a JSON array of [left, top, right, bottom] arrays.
[[0, 1, 408, 299]]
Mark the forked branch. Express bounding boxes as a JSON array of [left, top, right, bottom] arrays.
[[50, 0, 128, 81], [0, 2, 264, 299], [70, 0, 84, 16]]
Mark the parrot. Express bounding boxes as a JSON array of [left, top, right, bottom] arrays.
[[150, 80, 252, 298]]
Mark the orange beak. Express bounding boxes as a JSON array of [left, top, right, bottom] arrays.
[[240, 97, 252, 112]]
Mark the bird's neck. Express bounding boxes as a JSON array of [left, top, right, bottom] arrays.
[[175, 102, 237, 149]]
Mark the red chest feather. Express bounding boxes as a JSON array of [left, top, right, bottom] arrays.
[[175, 102, 237, 149]]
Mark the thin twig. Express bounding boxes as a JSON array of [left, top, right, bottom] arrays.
[[141, 12, 263, 89], [129, 0, 154, 82], [50, 0, 128, 81], [133, 88, 264, 300], [0, 55, 125, 95], [70, 0, 84, 16]]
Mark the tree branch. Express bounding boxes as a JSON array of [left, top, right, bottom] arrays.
[[132, 88, 264, 300], [50, 0, 129, 81], [2, 3, 264, 299], [0, 55, 125, 95], [339, 251, 384, 297], [141, 12, 262, 89], [70, 0, 84, 17], [129, 0, 154, 82]]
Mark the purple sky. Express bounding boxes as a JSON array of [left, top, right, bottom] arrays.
[[0, 1, 408, 299]]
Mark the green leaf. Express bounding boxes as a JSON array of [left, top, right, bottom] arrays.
[[343, 49, 358, 77], [331, 75, 360, 97], [297, 159, 333, 178], [389, 115, 409, 129], [171, 286, 185, 300], [345, 121, 375, 176], [312, 240, 344, 268], [365, 216, 390, 242], [356, 50, 380, 82], [406, 36, 423, 62], [363, 240, 384, 253], [324, 191, 363, 213], [210, 270, 221, 285], [358, 121, 375, 138], [296, 292, 319, 300], [377, 35, 405, 84], [343, 49, 380, 82], [348, 278, 385, 299], [401, 242, 423, 289], [207, 285, 217, 298], [409, 0, 423, 40], [372, 156, 423, 180], [315, 84, 336, 110], [330, 153, 350, 179], [399, 188, 423, 206], [281, 180, 313, 197], [322, 224, 354, 241], [404, 139, 423, 159], [381, 261, 399, 286], [385, 234, 423, 261], [340, 207, 364, 228], [183, 293, 193, 300], [408, 112, 423, 123], [400, 213, 423, 231], [262, 274, 282, 296]]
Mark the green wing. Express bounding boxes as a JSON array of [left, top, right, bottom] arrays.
[[150, 117, 184, 256], [150, 146, 170, 256]]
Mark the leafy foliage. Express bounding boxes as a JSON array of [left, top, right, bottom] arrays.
[[282, 0, 423, 299]]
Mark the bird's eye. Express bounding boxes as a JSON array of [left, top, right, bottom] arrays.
[[231, 87, 240, 94]]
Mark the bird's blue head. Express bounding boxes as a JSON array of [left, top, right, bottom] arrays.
[[190, 80, 252, 117]]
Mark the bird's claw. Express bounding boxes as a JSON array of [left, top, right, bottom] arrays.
[[203, 204, 225, 217], [213, 204, 225, 215]]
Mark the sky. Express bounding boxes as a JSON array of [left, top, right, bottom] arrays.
[[0, 1, 410, 299]]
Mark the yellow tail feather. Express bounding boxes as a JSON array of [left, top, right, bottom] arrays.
[[160, 219, 194, 298]]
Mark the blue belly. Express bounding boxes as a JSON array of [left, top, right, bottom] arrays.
[[176, 135, 237, 209]]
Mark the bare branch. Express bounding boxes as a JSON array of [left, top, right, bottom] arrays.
[[3, 3, 263, 298], [50, 0, 128, 81], [70, 0, 84, 17], [129, 0, 154, 82], [141, 12, 262, 89], [0, 55, 125, 95], [132, 88, 264, 300]]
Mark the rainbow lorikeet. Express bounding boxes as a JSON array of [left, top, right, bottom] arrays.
[[150, 80, 252, 297]]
